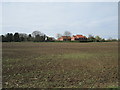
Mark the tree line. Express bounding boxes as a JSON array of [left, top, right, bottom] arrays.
[[0, 30, 118, 42], [87, 35, 118, 42], [56, 31, 118, 42], [1, 31, 54, 42]]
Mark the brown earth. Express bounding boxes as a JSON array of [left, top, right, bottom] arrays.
[[2, 42, 118, 88]]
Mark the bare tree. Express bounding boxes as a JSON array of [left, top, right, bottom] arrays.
[[19, 33, 28, 39], [64, 31, 71, 36], [88, 34, 95, 42], [108, 37, 112, 40], [19, 33, 28, 41], [32, 31, 44, 37], [32, 31, 46, 42], [56, 33, 62, 39], [88, 34, 94, 38]]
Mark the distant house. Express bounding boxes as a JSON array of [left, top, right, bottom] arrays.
[[71, 35, 87, 41], [58, 36, 71, 41]]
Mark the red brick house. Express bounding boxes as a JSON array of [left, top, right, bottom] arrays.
[[71, 35, 87, 41], [58, 36, 71, 41]]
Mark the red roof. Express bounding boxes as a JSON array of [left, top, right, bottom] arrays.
[[72, 35, 87, 38], [58, 36, 71, 39]]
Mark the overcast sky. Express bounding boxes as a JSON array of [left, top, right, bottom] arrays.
[[1, 2, 118, 39]]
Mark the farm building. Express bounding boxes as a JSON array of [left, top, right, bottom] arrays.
[[71, 35, 87, 41], [58, 36, 71, 41], [58, 35, 87, 41]]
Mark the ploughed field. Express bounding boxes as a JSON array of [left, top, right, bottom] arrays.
[[2, 42, 118, 88]]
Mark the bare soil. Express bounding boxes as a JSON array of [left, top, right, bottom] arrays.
[[2, 42, 118, 88]]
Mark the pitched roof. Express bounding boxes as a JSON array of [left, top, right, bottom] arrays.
[[72, 35, 87, 38], [58, 36, 71, 39], [76, 35, 83, 37]]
